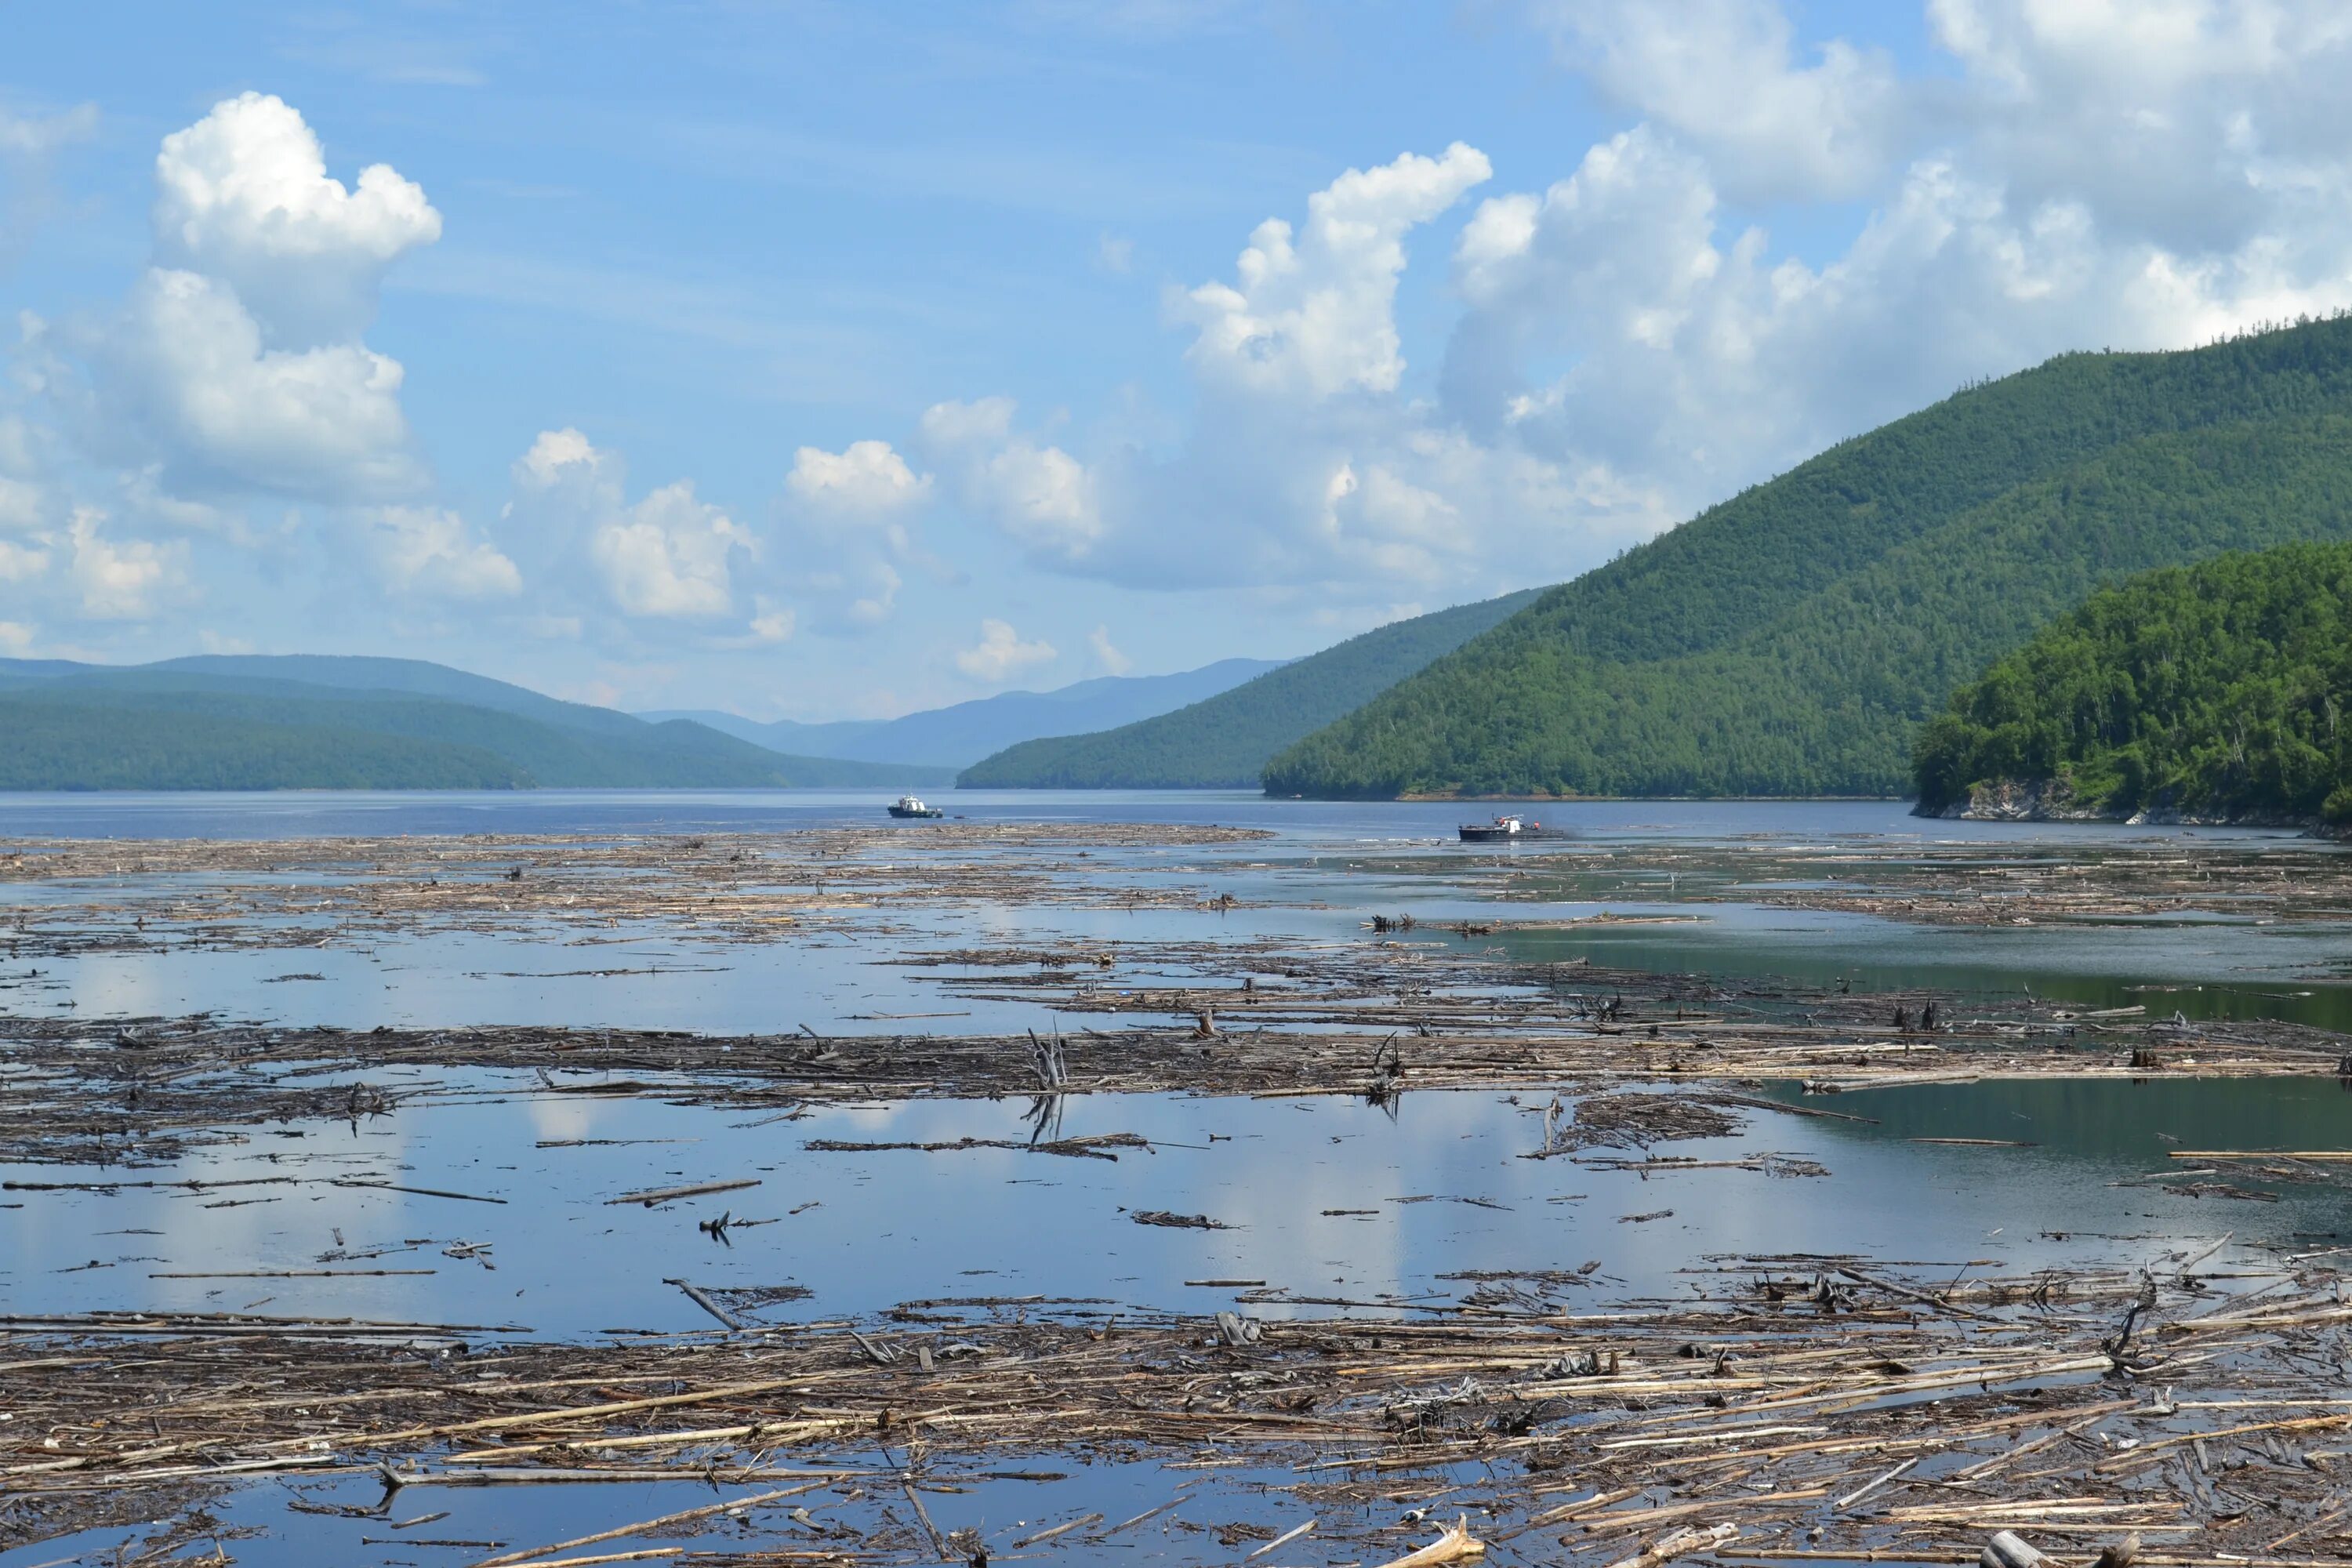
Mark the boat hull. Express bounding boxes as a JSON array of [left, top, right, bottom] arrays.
[[887, 806, 945, 818]]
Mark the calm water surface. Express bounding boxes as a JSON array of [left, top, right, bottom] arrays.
[[0, 790, 2348, 1029], [4, 792, 2350, 1566]]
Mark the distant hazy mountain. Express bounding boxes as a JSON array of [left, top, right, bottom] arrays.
[[0, 655, 955, 791], [645, 656, 1285, 769], [959, 592, 1544, 789]]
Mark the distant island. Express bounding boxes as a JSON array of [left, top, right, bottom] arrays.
[[1914, 540, 2352, 829]]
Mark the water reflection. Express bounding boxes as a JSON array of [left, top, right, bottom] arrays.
[[6, 1076, 2340, 1336], [7, 793, 2352, 1032]]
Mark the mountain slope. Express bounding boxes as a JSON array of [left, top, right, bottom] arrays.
[[662, 712, 885, 757], [648, 657, 1286, 768], [0, 696, 531, 791], [960, 590, 1544, 788], [1913, 541, 2352, 824], [154, 653, 654, 739], [0, 661, 954, 790], [1266, 318, 2352, 799]]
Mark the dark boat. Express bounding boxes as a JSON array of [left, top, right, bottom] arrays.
[[1457, 813, 1572, 842], [887, 794, 946, 819]]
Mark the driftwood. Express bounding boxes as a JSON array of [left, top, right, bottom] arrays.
[[1610, 1523, 1737, 1568], [1982, 1531, 2054, 1568], [1381, 1516, 1487, 1567], [605, 1179, 760, 1207]]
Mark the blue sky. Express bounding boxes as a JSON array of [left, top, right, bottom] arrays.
[[5, 2, 2351, 718]]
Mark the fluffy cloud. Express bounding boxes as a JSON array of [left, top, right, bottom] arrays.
[[364, 505, 521, 600], [1530, 0, 1907, 201], [152, 92, 441, 347], [592, 481, 746, 619], [890, 146, 1656, 601], [771, 440, 931, 630], [785, 439, 929, 515], [85, 267, 424, 501], [68, 509, 187, 619], [41, 94, 435, 509], [1926, 0, 2352, 254], [918, 397, 1101, 561], [901, 5, 2352, 612], [1445, 3, 2352, 520], [954, 618, 1056, 681], [1176, 142, 1490, 401], [513, 427, 753, 622]]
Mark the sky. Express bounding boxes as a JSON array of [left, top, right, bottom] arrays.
[[5, 2, 2352, 720]]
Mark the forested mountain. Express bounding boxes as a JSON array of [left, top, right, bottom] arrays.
[[153, 653, 657, 738], [1265, 318, 2352, 798], [960, 590, 1543, 788], [1913, 543, 2352, 824], [0, 659, 951, 790], [649, 657, 1284, 768]]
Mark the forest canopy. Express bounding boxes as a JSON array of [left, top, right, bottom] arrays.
[[1265, 317, 2352, 799], [1913, 541, 2352, 824]]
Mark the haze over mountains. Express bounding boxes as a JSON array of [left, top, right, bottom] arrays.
[[0, 655, 952, 791], [646, 658, 1283, 770], [960, 591, 1544, 789]]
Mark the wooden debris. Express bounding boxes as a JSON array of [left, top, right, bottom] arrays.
[[1381, 1515, 1488, 1566]]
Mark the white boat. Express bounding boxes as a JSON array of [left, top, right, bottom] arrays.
[[887, 794, 945, 819]]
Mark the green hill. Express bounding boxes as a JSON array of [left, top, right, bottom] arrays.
[[0, 697, 530, 791], [0, 661, 954, 791], [957, 589, 1543, 788], [1265, 317, 2352, 799], [152, 653, 658, 739], [1913, 542, 2352, 825]]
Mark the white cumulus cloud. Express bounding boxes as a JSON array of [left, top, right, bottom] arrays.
[[1530, 0, 1908, 201], [918, 397, 1102, 561], [364, 505, 521, 600], [67, 509, 187, 619], [954, 617, 1057, 682], [786, 439, 930, 515], [89, 267, 424, 502], [592, 481, 746, 619], [514, 428, 750, 620], [152, 91, 441, 347], [42, 94, 435, 509], [1176, 142, 1490, 401], [773, 440, 934, 630]]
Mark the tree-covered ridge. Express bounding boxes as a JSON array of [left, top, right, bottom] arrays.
[[0, 682, 956, 791], [958, 588, 1541, 788], [0, 699, 532, 791], [1267, 316, 2352, 798], [1913, 543, 2352, 823]]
